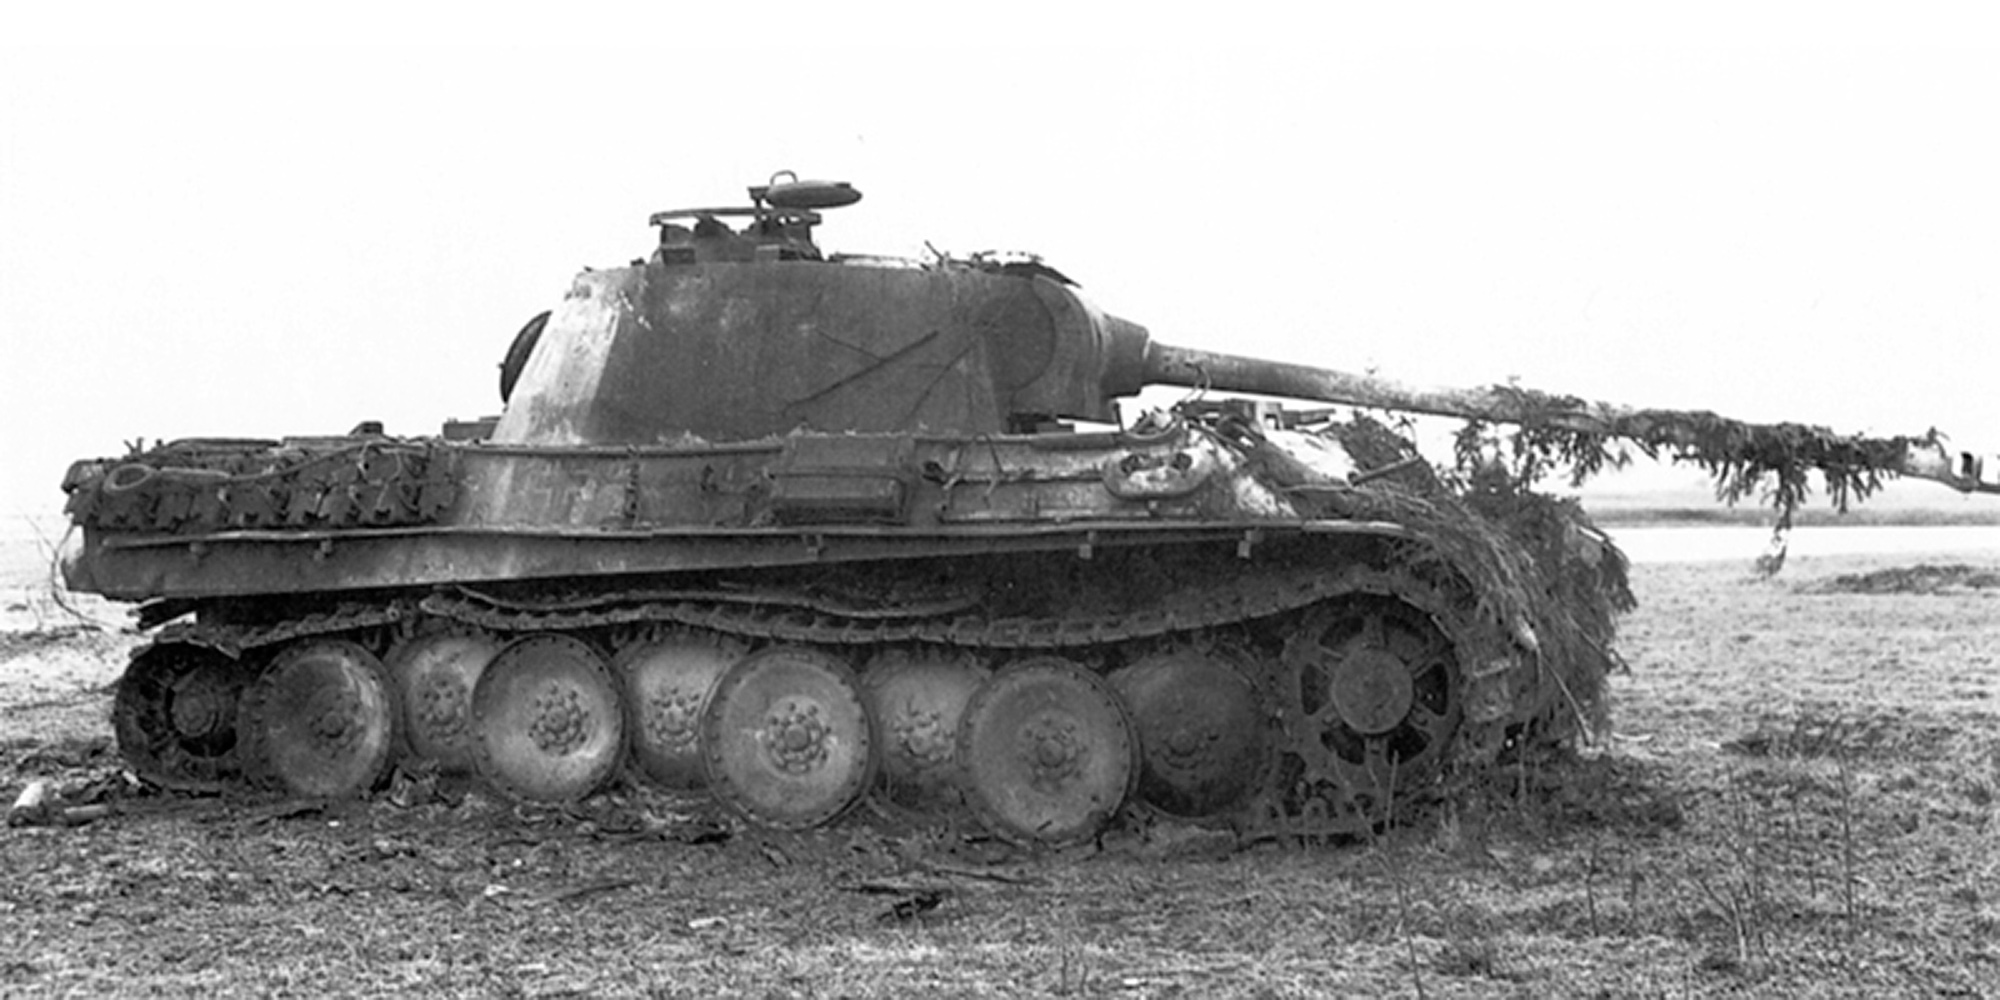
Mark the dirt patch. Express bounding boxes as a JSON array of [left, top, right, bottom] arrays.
[[3, 554, 1999, 997]]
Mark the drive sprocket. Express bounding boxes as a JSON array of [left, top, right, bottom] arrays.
[[1268, 584, 1463, 834]]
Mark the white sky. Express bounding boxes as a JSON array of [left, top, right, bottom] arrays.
[[3, 5, 1997, 517]]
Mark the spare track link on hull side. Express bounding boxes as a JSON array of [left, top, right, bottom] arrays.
[[118, 556, 1519, 838]]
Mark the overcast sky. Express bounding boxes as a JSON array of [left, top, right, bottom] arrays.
[[4, 6, 1997, 517]]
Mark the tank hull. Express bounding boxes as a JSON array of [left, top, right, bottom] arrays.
[[66, 423, 1375, 600]]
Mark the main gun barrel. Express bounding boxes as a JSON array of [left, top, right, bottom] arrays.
[[1124, 334, 1998, 496], [1140, 341, 1632, 431]]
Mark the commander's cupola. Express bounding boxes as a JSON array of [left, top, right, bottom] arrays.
[[648, 170, 862, 265]]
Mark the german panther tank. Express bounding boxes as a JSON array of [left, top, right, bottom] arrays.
[[60, 173, 1989, 844]]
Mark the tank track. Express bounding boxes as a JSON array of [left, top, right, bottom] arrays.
[[124, 548, 1521, 840]]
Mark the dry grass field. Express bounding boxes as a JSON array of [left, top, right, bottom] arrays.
[[2, 546, 1997, 998]]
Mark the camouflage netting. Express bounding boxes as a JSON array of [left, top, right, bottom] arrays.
[[1451, 386, 1945, 531], [1234, 413, 1632, 743]]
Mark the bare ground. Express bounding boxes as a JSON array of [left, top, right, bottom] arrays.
[[2, 554, 1997, 998]]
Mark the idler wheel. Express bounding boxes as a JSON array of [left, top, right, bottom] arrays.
[[114, 643, 245, 790], [471, 634, 625, 803], [702, 646, 873, 829], [1109, 647, 1268, 818], [958, 658, 1136, 847], [239, 639, 398, 798], [615, 632, 744, 790], [386, 626, 503, 773], [861, 650, 989, 810]]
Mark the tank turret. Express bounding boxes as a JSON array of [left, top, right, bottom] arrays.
[[495, 175, 1148, 445]]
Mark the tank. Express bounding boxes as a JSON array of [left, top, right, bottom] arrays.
[[57, 173, 1988, 844]]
